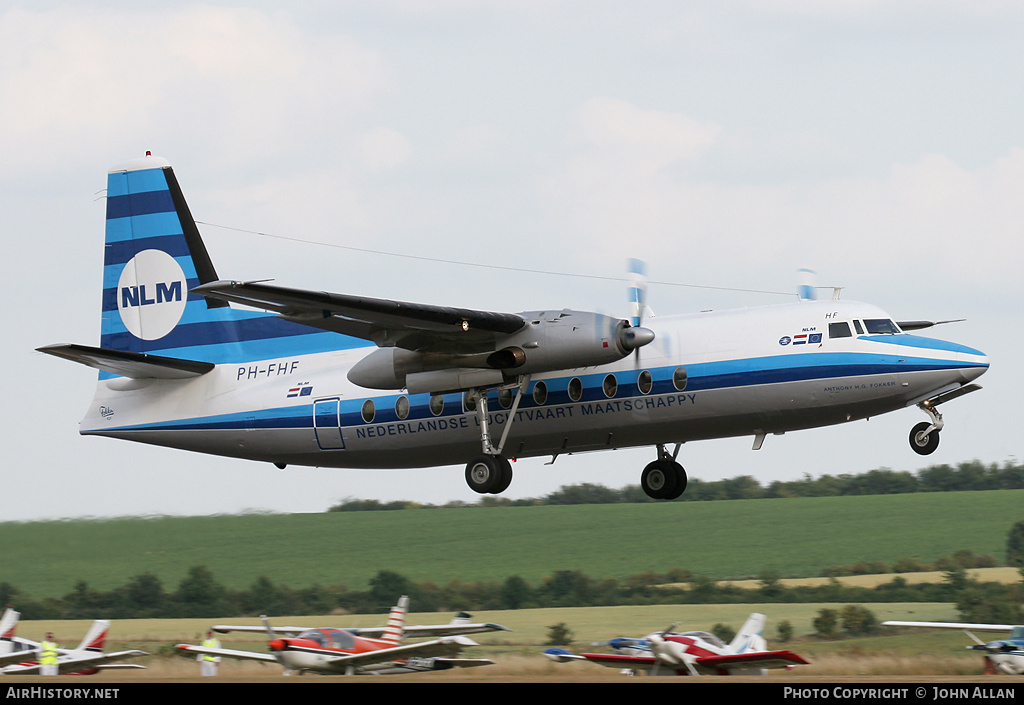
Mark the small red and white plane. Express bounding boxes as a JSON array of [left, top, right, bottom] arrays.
[[0, 608, 39, 668], [544, 613, 808, 676], [0, 610, 148, 675], [177, 596, 508, 675]]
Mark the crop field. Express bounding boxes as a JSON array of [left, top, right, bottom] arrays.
[[1, 489, 1021, 598]]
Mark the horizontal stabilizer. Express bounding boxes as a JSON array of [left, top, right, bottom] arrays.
[[36, 344, 214, 379]]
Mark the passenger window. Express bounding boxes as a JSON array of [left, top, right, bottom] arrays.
[[829, 322, 852, 339], [602, 374, 617, 398], [429, 394, 444, 416], [360, 399, 375, 423], [637, 370, 653, 394], [568, 377, 582, 402], [532, 381, 548, 405]]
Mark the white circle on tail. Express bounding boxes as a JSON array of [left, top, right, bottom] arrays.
[[117, 249, 188, 340]]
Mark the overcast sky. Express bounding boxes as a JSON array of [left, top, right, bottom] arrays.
[[3, 1, 1022, 521]]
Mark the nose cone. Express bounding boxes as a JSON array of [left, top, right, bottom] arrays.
[[957, 344, 989, 383], [621, 326, 655, 351]]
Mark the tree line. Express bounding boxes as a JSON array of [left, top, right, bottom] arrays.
[[328, 459, 1024, 511], [3, 557, 1020, 625]]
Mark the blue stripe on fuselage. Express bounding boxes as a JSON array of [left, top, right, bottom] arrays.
[[858, 334, 984, 356], [95, 350, 984, 433]]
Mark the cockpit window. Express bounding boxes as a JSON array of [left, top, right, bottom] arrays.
[[681, 631, 727, 649], [298, 630, 327, 647], [829, 322, 852, 339], [864, 319, 900, 335], [329, 630, 356, 650], [853, 320, 864, 334]]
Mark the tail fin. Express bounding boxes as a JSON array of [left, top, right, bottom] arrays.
[[100, 154, 339, 366], [380, 595, 408, 645], [0, 607, 19, 642], [77, 620, 110, 652], [730, 613, 768, 653]]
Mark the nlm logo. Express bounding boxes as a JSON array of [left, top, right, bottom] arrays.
[[116, 249, 188, 341], [120, 281, 183, 308]]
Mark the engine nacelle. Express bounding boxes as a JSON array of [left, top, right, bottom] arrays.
[[346, 309, 654, 393]]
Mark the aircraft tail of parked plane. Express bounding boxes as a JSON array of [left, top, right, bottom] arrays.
[[39, 155, 990, 499], [0, 619, 148, 675]]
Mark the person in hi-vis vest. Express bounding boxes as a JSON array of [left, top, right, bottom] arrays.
[[39, 633, 59, 676], [198, 630, 221, 676]]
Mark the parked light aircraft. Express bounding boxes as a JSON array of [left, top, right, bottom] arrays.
[[176, 596, 506, 675], [0, 613, 147, 675], [0, 608, 38, 669], [883, 620, 1024, 675], [38, 155, 990, 498], [544, 612, 808, 676]]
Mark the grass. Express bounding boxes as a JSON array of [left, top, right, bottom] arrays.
[[8, 603, 996, 678], [1, 489, 1021, 598]]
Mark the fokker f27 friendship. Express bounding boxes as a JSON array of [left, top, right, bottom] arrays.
[[38, 155, 990, 499]]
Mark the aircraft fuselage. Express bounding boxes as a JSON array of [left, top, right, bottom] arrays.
[[79, 298, 988, 470]]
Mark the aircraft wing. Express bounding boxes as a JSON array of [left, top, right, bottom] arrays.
[[0, 650, 38, 668], [543, 649, 658, 670], [279, 635, 479, 670], [883, 621, 1019, 632], [175, 643, 279, 663], [695, 650, 810, 671], [2, 650, 148, 675], [351, 622, 511, 638], [211, 624, 307, 636], [191, 280, 527, 352]]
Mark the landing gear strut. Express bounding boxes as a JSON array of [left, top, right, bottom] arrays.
[[641, 444, 687, 500], [909, 400, 943, 456], [462, 376, 530, 494], [906, 383, 982, 456]]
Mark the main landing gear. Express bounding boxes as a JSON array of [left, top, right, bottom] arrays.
[[463, 376, 530, 495], [640, 444, 688, 500]]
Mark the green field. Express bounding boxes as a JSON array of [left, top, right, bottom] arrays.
[[2, 489, 1021, 599]]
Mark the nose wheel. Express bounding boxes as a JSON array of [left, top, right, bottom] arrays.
[[909, 422, 940, 455]]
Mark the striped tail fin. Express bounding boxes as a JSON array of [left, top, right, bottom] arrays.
[[100, 154, 342, 367], [380, 595, 409, 645]]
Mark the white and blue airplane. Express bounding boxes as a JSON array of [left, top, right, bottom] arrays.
[[38, 154, 990, 499], [883, 621, 1024, 675]]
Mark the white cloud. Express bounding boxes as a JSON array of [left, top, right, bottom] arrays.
[[354, 127, 414, 172], [0, 6, 387, 176]]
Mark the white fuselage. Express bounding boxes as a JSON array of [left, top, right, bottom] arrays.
[[79, 299, 988, 470]]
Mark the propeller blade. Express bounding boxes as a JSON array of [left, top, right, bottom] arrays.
[[797, 268, 817, 301], [627, 258, 647, 326]]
